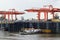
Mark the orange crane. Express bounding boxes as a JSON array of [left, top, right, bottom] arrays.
[[0, 9, 24, 21], [25, 5, 60, 21]]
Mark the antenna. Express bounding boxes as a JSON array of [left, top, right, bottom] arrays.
[[44, 5, 53, 10]]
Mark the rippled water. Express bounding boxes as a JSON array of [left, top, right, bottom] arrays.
[[0, 31, 60, 40]]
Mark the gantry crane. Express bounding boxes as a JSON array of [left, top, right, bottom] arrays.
[[0, 9, 24, 21], [25, 5, 60, 21]]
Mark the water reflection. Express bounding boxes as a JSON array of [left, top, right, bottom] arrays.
[[0, 31, 60, 40]]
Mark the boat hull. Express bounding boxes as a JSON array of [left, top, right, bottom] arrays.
[[2, 21, 60, 34]]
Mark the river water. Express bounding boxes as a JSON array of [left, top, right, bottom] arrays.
[[0, 31, 60, 40]]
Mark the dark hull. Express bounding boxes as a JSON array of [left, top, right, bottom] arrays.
[[2, 21, 60, 34]]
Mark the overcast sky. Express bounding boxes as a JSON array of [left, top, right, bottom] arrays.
[[0, 0, 60, 20]]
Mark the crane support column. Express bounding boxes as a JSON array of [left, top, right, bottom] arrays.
[[44, 12, 48, 21], [8, 14, 10, 21], [11, 14, 13, 21], [15, 14, 16, 20], [4, 14, 6, 19], [37, 12, 40, 21], [52, 12, 54, 19]]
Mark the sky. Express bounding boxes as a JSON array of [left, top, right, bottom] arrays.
[[0, 0, 60, 20]]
